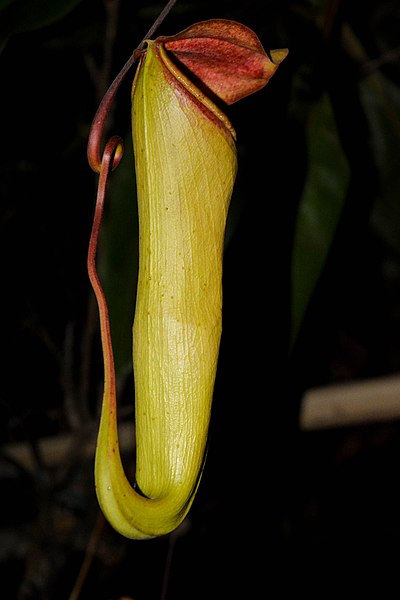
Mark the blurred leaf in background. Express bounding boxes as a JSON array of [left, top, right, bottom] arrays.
[[291, 92, 350, 345], [0, 0, 84, 53]]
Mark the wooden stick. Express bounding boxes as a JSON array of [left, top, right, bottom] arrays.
[[2, 421, 135, 473], [300, 373, 400, 430]]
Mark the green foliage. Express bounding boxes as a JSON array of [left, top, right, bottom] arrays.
[[360, 63, 400, 255], [291, 93, 350, 345], [0, 0, 83, 53]]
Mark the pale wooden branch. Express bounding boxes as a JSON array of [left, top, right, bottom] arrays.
[[300, 373, 400, 430], [1, 419, 135, 474]]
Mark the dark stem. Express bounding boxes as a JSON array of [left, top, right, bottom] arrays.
[[138, 0, 179, 49]]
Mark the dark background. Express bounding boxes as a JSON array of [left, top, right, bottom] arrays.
[[1, 0, 400, 598]]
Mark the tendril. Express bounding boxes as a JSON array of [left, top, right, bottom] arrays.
[[87, 0, 179, 175], [87, 51, 139, 174], [87, 137, 120, 404]]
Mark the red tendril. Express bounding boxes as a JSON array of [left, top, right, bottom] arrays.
[[87, 0, 179, 175]]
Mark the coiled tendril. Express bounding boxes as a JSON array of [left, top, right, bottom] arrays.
[[87, 0, 178, 176]]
